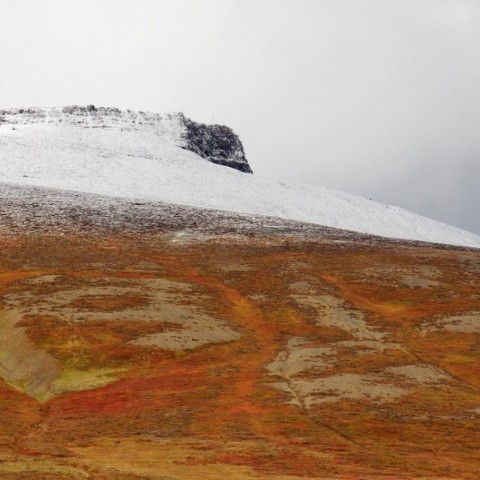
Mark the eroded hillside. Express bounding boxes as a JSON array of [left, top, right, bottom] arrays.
[[0, 185, 479, 479]]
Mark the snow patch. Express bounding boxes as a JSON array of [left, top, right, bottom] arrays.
[[1, 106, 479, 248]]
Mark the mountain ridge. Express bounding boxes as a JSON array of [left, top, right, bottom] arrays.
[[0, 105, 252, 174], [0, 105, 479, 248]]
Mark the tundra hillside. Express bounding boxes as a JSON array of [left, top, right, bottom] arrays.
[[0, 184, 478, 479]]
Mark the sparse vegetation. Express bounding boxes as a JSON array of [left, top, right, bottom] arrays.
[[0, 185, 478, 479]]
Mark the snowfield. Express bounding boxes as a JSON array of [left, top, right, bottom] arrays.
[[0, 107, 479, 248]]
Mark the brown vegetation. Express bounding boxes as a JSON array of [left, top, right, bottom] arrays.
[[0, 226, 479, 479]]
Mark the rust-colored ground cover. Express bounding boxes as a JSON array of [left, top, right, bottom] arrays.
[[0, 229, 479, 479]]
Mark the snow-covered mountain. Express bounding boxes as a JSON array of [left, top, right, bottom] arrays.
[[0, 106, 252, 173], [0, 105, 479, 248]]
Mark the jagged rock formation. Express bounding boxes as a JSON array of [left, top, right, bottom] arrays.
[[179, 113, 252, 173], [0, 105, 252, 174]]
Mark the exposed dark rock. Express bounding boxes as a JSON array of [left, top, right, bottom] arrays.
[[179, 114, 253, 174]]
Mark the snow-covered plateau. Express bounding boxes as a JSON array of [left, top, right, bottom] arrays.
[[0, 106, 479, 248]]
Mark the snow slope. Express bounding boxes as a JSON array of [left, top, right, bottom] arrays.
[[0, 106, 479, 248]]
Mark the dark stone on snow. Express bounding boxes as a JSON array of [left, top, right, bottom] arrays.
[[179, 114, 253, 174]]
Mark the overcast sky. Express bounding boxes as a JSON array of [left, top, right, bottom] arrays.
[[1, 0, 479, 233]]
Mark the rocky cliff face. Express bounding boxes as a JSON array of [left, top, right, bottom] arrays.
[[0, 105, 253, 174], [179, 114, 252, 174]]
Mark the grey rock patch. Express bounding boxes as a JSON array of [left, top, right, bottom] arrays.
[[386, 364, 452, 386], [292, 373, 406, 407], [420, 313, 480, 334], [268, 338, 337, 379], [248, 294, 267, 302], [336, 340, 403, 354], [289, 281, 315, 294], [22, 274, 63, 285], [132, 320, 240, 351], [293, 294, 385, 341], [401, 275, 439, 288]]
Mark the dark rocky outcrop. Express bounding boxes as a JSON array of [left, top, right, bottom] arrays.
[[179, 114, 253, 174]]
